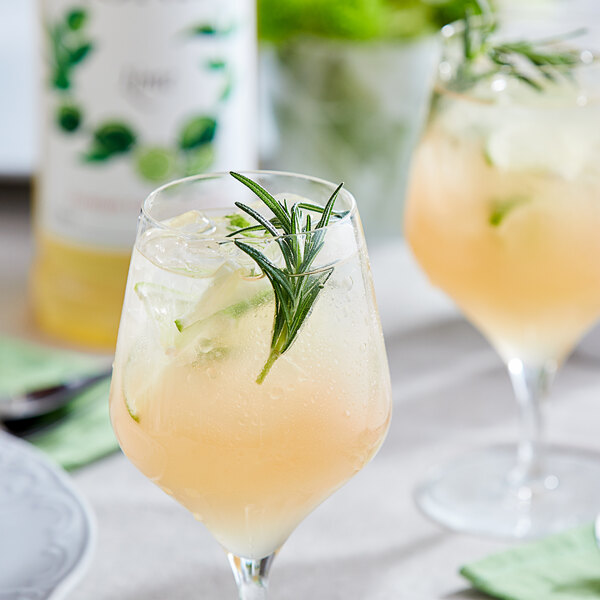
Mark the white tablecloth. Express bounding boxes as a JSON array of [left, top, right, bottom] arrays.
[[2, 197, 600, 599]]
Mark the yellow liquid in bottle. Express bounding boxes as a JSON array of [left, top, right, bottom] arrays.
[[35, 0, 256, 350], [31, 232, 130, 349]]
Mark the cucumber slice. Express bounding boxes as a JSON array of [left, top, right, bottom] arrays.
[[489, 196, 531, 227], [134, 282, 196, 349], [174, 262, 270, 332], [485, 123, 586, 179], [121, 348, 155, 423]]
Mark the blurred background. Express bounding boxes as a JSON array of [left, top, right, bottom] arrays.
[[2, 0, 481, 194], [0, 0, 559, 203], [0, 0, 576, 350], [0, 0, 37, 178], [0, 0, 563, 225]]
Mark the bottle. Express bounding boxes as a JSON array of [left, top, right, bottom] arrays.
[[33, 0, 257, 349]]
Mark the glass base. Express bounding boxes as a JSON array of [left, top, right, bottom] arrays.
[[415, 444, 600, 540]]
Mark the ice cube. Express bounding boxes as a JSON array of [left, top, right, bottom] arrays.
[[311, 219, 358, 270], [139, 229, 226, 277], [485, 118, 591, 180], [165, 210, 216, 235]]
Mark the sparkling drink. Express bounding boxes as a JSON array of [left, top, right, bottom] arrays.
[[407, 93, 600, 366], [109, 172, 392, 595], [405, 10, 600, 539]]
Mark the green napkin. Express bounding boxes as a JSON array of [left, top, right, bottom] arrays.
[[461, 525, 600, 600], [0, 336, 119, 470]]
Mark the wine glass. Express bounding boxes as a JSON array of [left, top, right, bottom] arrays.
[[109, 171, 392, 597], [405, 5, 600, 539]]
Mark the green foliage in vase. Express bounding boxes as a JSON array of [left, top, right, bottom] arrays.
[[258, 0, 486, 42]]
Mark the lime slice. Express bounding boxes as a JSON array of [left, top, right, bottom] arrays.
[[220, 289, 272, 319], [489, 196, 531, 227], [174, 262, 269, 331], [121, 349, 152, 423], [123, 386, 140, 422], [170, 288, 272, 371], [121, 350, 158, 423]]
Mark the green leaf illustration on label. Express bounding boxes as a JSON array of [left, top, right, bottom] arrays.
[[179, 116, 217, 150], [220, 72, 234, 101], [183, 146, 215, 176], [207, 59, 227, 70], [66, 9, 87, 31], [67, 42, 93, 66], [192, 24, 219, 35], [84, 122, 137, 162], [135, 146, 178, 182], [47, 10, 248, 182], [189, 23, 235, 37], [47, 7, 93, 91], [56, 103, 83, 133]]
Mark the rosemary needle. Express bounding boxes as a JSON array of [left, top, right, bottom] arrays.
[[228, 171, 343, 384], [452, 10, 594, 93]]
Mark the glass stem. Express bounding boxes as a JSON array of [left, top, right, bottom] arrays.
[[228, 553, 275, 600], [507, 358, 556, 486]]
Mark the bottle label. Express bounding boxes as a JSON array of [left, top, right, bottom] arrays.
[[39, 0, 256, 250]]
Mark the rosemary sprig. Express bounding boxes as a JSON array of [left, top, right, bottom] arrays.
[[228, 171, 343, 384], [453, 10, 593, 92]]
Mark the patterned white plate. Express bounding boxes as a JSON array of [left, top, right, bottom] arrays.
[[0, 432, 95, 600]]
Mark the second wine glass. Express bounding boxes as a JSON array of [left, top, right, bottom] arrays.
[[405, 8, 600, 539]]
